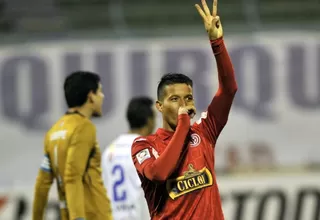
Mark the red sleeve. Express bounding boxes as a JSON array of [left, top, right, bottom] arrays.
[[131, 114, 190, 182], [197, 38, 238, 143]]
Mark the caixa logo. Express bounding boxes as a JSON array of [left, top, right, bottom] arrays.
[[221, 187, 320, 220]]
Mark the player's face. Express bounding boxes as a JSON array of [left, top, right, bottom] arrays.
[[157, 83, 195, 129], [91, 83, 104, 117]]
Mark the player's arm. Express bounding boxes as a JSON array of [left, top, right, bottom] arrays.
[[195, 0, 238, 141], [32, 137, 54, 220], [132, 112, 191, 182], [64, 121, 95, 220]]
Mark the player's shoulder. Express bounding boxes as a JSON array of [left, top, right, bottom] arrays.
[[47, 114, 95, 141], [132, 134, 157, 146], [45, 116, 68, 140], [131, 134, 157, 154], [103, 139, 116, 156], [193, 111, 208, 126], [105, 134, 137, 150], [101, 143, 112, 162], [67, 114, 95, 134], [72, 114, 95, 129]]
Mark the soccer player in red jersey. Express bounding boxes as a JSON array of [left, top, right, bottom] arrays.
[[131, 0, 238, 219]]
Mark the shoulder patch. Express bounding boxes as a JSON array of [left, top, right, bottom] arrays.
[[136, 149, 151, 164]]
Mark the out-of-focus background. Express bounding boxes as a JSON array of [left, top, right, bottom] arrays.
[[0, 0, 319, 219]]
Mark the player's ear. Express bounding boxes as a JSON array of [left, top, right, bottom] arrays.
[[155, 100, 163, 113], [87, 91, 94, 103]]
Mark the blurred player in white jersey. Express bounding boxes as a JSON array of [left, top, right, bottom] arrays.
[[102, 96, 156, 220]]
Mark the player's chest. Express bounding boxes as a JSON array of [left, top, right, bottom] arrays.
[[157, 131, 213, 171], [157, 132, 215, 200]]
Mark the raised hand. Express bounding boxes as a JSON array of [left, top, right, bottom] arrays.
[[195, 0, 223, 40], [178, 106, 196, 119]]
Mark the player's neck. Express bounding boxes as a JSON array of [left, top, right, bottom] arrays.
[[67, 107, 93, 118], [162, 120, 176, 132]]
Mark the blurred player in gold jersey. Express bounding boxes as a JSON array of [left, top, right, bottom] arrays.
[[32, 71, 112, 220]]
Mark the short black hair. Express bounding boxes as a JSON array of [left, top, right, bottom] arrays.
[[126, 96, 154, 130], [157, 73, 193, 100], [64, 71, 100, 108]]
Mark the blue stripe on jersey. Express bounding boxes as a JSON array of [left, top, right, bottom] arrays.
[[40, 154, 52, 173]]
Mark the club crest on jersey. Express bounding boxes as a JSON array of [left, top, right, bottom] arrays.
[[136, 149, 151, 164], [190, 133, 201, 147], [166, 164, 213, 200]]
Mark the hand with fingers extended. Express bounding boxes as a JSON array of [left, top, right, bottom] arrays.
[[195, 0, 223, 40]]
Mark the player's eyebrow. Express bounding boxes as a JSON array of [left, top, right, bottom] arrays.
[[168, 94, 179, 98], [168, 93, 193, 98], [182, 94, 193, 99]]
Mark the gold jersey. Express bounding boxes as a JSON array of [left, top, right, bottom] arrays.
[[32, 112, 112, 220]]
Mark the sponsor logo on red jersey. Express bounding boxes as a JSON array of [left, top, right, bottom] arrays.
[[166, 164, 213, 199]]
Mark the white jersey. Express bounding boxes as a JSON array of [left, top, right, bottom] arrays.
[[102, 134, 150, 220]]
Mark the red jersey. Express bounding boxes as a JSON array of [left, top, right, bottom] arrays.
[[131, 38, 237, 220]]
